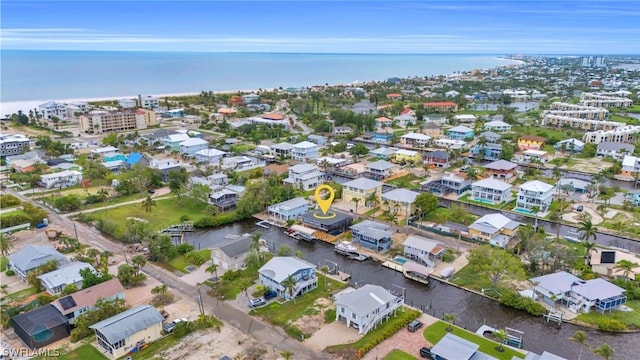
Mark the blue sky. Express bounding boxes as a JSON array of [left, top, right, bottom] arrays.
[[1, 1, 639, 54]]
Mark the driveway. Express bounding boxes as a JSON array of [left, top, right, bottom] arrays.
[[362, 314, 438, 360], [306, 321, 361, 352]]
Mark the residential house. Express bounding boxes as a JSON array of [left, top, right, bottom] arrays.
[[333, 126, 353, 137], [424, 150, 450, 168], [434, 138, 467, 150], [430, 333, 490, 360], [39, 170, 83, 189], [342, 178, 383, 209], [163, 133, 191, 151], [195, 148, 227, 165], [258, 257, 318, 300], [209, 185, 245, 212], [554, 138, 586, 152], [518, 149, 550, 164], [423, 101, 459, 112], [300, 211, 353, 235], [222, 156, 264, 171], [148, 158, 182, 181], [375, 117, 393, 128], [394, 149, 421, 164], [90, 305, 164, 358], [447, 125, 474, 140], [422, 122, 443, 138], [423, 114, 448, 126], [386, 93, 402, 101], [453, 114, 476, 124], [621, 155, 640, 178], [530, 271, 627, 313], [422, 173, 471, 195], [400, 133, 431, 147], [518, 135, 545, 150], [471, 178, 513, 205], [51, 278, 125, 325], [484, 120, 512, 132], [8, 245, 68, 282], [402, 235, 445, 268], [125, 152, 148, 169], [516, 180, 554, 213], [140, 95, 160, 108], [350, 220, 392, 253], [38, 101, 68, 120], [369, 147, 397, 160], [242, 93, 260, 104], [211, 234, 254, 271], [283, 164, 322, 191], [365, 132, 393, 144], [307, 134, 328, 146], [556, 178, 589, 193], [291, 141, 319, 162], [37, 261, 95, 295], [625, 191, 640, 206], [445, 90, 460, 98], [478, 131, 502, 143], [590, 250, 640, 280], [102, 160, 126, 173], [483, 160, 518, 180], [597, 142, 635, 160], [334, 284, 403, 335], [270, 142, 294, 159], [5, 150, 42, 167], [12, 305, 70, 349], [393, 114, 417, 127], [0, 133, 30, 158], [90, 146, 119, 159], [470, 143, 503, 161], [364, 160, 398, 181], [469, 213, 520, 248], [381, 188, 420, 217], [180, 138, 209, 157], [267, 197, 310, 222]]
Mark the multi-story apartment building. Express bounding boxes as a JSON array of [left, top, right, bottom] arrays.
[[541, 114, 621, 131], [38, 101, 68, 120], [515, 180, 554, 213], [140, 95, 159, 109], [471, 178, 513, 205], [79, 109, 156, 134], [291, 141, 319, 162], [548, 102, 610, 120], [579, 93, 633, 108], [583, 125, 640, 144], [0, 133, 30, 158]]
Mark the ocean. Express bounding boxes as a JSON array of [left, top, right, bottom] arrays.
[[0, 50, 521, 114]]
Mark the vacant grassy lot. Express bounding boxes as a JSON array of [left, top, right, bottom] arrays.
[[422, 207, 478, 225], [169, 249, 212, 273], [386, 173, 421, 188], [449, 264, 493, 292], [383, 349, 417, 360], [423, 321, 525, 360]]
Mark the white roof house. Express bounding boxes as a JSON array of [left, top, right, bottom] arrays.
[[472, 178, 513, 191], [483, 120, 512, 132], [453, 114, 476, 123], [519, 180, 554, 193], [258, 256, 317, 282], [381, 188, 419, 204], [469, 214, 520, 247], [334, 284, 403, 335], [343, 178, 384, 191], [37, 261, 95, 295]]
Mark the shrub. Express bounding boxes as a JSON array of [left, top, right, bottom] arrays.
[[442, 249, 456, 263], [184, 251, 206, 266], [324, 308, 336, 323], [0, 213, 30, 229], [5, 269, 15, 276], [179, 214, 191, 222], [54, 195, 82, 212], [176, 243, 195, 255], [499, 291, 546, 316], [597, 318, 626, 331], [0, 195, 20, 208]]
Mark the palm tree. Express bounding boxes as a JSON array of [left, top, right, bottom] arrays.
[[280, 350, 294, 360], [582, 240, 597, 263], [101, 250, 113, 271], [131, 254, 147, 275], [0, 233, 13, 259], [578, 219, 598, 243], [351, 197, 361, 214], [206, 263, 218, 279], [613, 259, 639, 282], [141, 195, 156, 213], [443, 313, 457, 331], [365, 191, 378, 209], [97, 188, 109, 202], [570, 330, 589, 360], [151, 283, 168, 296], [281, 275, 297, 301], [85, 248, 101, 267], [593, 343, 614, 360], [493, 329, 508, 352]]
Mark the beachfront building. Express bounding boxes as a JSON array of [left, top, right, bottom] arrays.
[[342, 178, 383, 210], [0, 133, 30, 158], [468, 213, 520, 248], [483, 120, 512, 132], [38, 101, 68, 120], [350, 220, 392, 253], [334, 284, 403, 335], [118, 99, 137, 108], [267, 197, 309, 222], [471, 178, 513, 205], [258, 257, 317, 301], [39, 170, 83, 189], [400, 133, 431, 147], [515, 180, 554, 213], [583, 125, 640, 144], [79, 109, 156, 134], [517, 135, 545, 150], [447, 125, 474, 140], [291, 141, 319, 163], [140, 95, 159, 109], [283, 164, 322, 191]]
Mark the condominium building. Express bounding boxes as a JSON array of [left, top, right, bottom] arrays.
[[582, 125, 640, 144], [140, 95, 159, 109], [0, 133, 30, 158], [548, 102, 610, 120], [579, 93, 633, 108], [79, 109, 156, 134], [541, 114, 621, 131], [515, 180, 554, 213]]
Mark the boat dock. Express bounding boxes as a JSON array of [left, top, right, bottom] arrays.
[[382, 260, 431, 285]]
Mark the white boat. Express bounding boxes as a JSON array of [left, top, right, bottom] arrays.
[[563, 235, 582, 244], [335, 242, 369, 261]]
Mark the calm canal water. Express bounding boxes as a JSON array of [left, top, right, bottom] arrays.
[[185, 220, 636, 360]]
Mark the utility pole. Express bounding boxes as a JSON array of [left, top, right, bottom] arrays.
[[72, 221, 79, 241]]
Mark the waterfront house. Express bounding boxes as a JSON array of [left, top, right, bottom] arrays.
[[381, 188, 420, 217], [209, 185, 244, 212], [483, 159, 518, 180], [393, 114, 417, 127], [453, 114, 476, 124], [364, 160, 398, 181], [471, 178, 513, 205], [394, 149, 421, 164], [369, 132, 394, 144], [258, 257, 318, 300], [468, 213, 520, 248], [270, 142, 294, 159], [39, 170, 83, 189], [283, 163, 322, 191], [433, 138, 466, 150], [447, 125, 474, 140], [483, 120, 512, 132], [516, 180, 554, 213], [530, 271, 627, 314], [291, 141, 319, 162], [422, 173, 471, 195], [195, 148, 227, 165], [90, 305, 164, 358], [52, 278, 125, 325], [267, 197, 310, 222], [334, 284, 403, 335], [478, 131, 502, 143], [211, 234, 253, 272], [342, 178, 383, 209], [556, 178, 589, 194], [369, 147, 397, 160], [517, 135, 545, 150], [180, 137, 208, 158], [350, 220, 392, 253], [402, 235, 445, 268], [424, 150, 450, 168], [554, 138, 585, 152], [37, 261, 95, 295], [423, 101, 458, 112], [596, 142, 634, 160], [300, 211, 353, 235], [400, 133, 431, 147], [430, 333, 497, 360], [590, 250, 640, 280], [12, 305, 70, 349], [8, 245, 68, 282], [470, 143, 503, 161], [621, 155, 640, 178]]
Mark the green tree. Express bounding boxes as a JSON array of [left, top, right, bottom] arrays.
[[613, 259, 639, 282], [348, 143, 369, 160], [131, 254, 147, 275], [27, 260, 59, 291], [147, 235, 177, 262], [414, 192, 439, 221], [280, 350, 294, 360], [494, 329, 508, 352], [277, 244, 293, 256], [570, 330, 589, 360], [80, 267, 112, 288], [282, 275, 297, 300], [206, 263, 218, 278], [141, 195, 156, 213], [593, 343, 614, 360], [0, 233, 13, 258], [578, 219, 598, 243], [117, 263, 147, 287], [70, 298, 129, 341], [351, 197, 361, 214], [467, 246, 525, 291], [61, 283, 78, 296], [443, 313, 457, 331]]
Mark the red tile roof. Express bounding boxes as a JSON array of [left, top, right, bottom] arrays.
[[262, 113, 285, 120], [519, 135, 546, 142]]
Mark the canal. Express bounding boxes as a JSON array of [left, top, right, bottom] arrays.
[[185, 219, 636, 360]]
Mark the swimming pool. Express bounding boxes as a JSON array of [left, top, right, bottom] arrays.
[[513, 208, 534, 215], [393, 256, 409, 264]]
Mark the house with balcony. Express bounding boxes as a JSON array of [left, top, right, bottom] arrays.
[[342, 178, 383, 209], [0, 133, 30, 158], [530, 271, 627, 314], [478, 131, 502, 143], [381, 188, 420, 217], [349, 220, 392, 253], [483, 160, 518, 180], [369, 147, 397, 160], [393, 114, 417, 127], [180, 138, 209, 158], [516, 180, 554, 213], [195, 148, 227, 165], [453, 114, 476, 124], [40, 170, 83, 189], [402, 235, 445, 268], [434, 138, 466, 150], [422, 173, 471, 195], [270, 142, 294, 159], [471, 178, 513, 205], [8, 245, 68, 282], [424, 150, 450, 168], [307, 134, 327, 146], [400, 133, 431, 147], [621, 155, 640, 179], [209, 185, 245, 212], [258, 257, 317, 300], [422, 122, 443, 138], [211, 234, 253, 272], [368, 132, 394, 144], [483, 120, 512, 132], [37, 261, 95, 295], [163, 133, 191, 152], [470, 143, 503, 161], [468, 213, 520, 248], [555, 138, 585, 153], [394, 149, 421, 164], [447, 125, 474, 140], [267, 197, 310, 222], [596, 142, 634, 160], [38, 101, 68, 120], [518, 135, 545, 150], [333, 126, 353, 137], [283, 163, 322, 191], [364, 160, 398, 181], [375, 117, 393, 128], [517, 149, 550, 164], [335, 284, 403, 335], [148, 158, 183, 181], [52, 278, 125, 325], [291, 141, 319, 162]]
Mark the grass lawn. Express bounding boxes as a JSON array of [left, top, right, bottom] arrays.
[[168, 249, 212, 273], [449, 264, 493, 292], [0, 209, 30, 220], [115, 335, 182, 360], [386, 173, 421, 188], [423, 207, 478, 225], [3, 287, 38, 303], [230, 144, 255, 153], [423, 321, 525, 360], [250, 274, 347, 339], [32, 343, 109, 360], [383, 349, 417, 360], [575, 300, 640, 330]]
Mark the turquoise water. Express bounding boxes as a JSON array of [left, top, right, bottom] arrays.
[[393, 256, 409, 264], [514, 208, 534, 214], [1, 50, 520, 102], [473, 198, 496, 205]]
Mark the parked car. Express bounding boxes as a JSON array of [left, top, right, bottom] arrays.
[[249, 297, 266, 308], [163, 322, 177, 333], [408, 319, 423, 332], [419, 346, 433, 359], [148, 188, 156, 194], [576, 204, 584, 212], [264, 290, 278, 300]]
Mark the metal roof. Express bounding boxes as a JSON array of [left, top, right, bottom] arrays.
[[381, 188, 420, 204], [89, 305, 164, 344], [259, 257, 316, 283], [217, 235, 253, 259], [8, 245, 67, 273], [37, 261, 94, 290], [472, 178, 513, 191], [334, 284, 397, 316], [431, 333, 480, 360], [343, 177, 383, 191], [403, 235, 442, 253]]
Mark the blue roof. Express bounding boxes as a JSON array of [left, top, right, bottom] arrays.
[[126, 152, 143, 165]]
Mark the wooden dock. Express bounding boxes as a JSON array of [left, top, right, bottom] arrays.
[[382, 261, 430, 285]]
